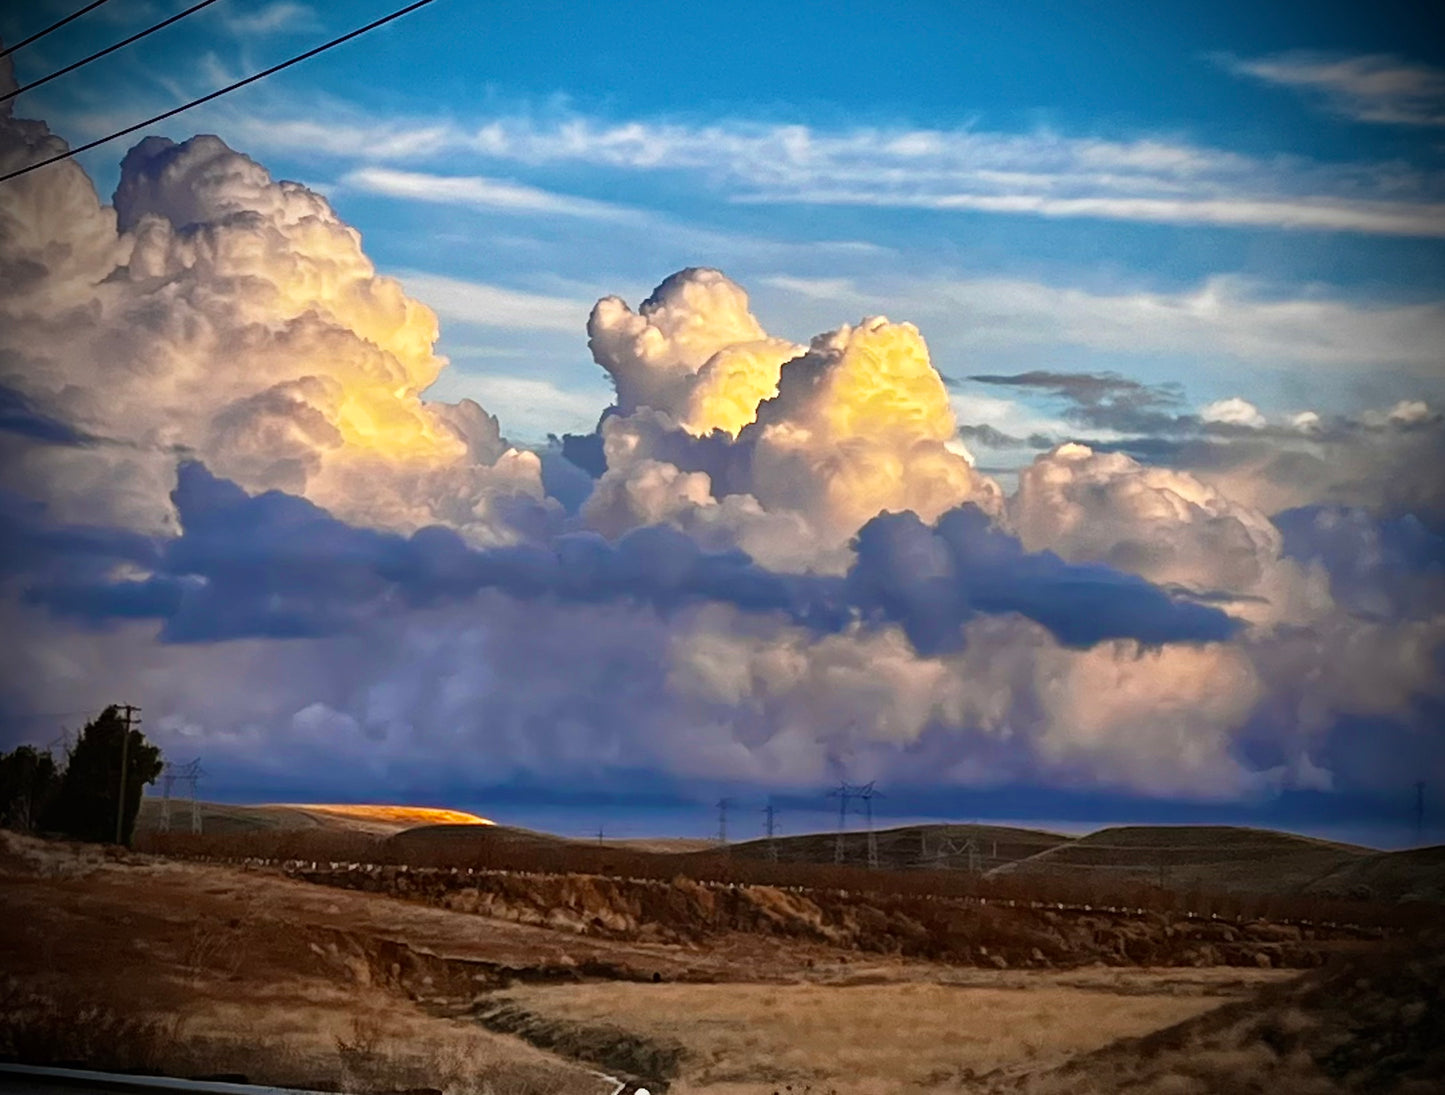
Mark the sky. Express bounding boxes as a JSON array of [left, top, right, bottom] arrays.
[[0, 0, 1442, 847]]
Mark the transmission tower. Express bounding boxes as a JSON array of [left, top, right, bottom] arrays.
[[925, 832, 981, 872], [716, 798, 732, 845], [826, 783, 854, 864], [857, 782, 883, 869], [159, 758, 204, 834], [762, 802, 778, 861], [158, 766, 175, 832]]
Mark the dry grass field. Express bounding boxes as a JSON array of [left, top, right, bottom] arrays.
[[986, 825, 1377, 895], [493, 972, 1284, 1093], [6, 809, 1442, 1094]]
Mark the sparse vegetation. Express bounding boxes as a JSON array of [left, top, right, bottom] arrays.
[[0, 978, 182, 1073], [7, 806, 1442, 1094], [3, 707, 163, 846], [136, 817, 1434, 934]]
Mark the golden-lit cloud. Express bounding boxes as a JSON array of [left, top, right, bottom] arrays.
[[0, 128, 547, 543]]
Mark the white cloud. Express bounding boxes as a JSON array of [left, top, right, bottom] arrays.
[[394, 270, 592, 333], [453, 375, 609, 440], [223, 2, 317, 35], [187, 105, 1445, 238], [0, 125, 549, 543], [1220, 52, 1445, 127], [1202, 397, 1267, 429], [343, 166, 639, 221], [761, 274, 1445, 374]]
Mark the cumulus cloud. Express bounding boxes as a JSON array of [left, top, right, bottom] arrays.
[[0, 115, 549, 543], [2, 92, 1442, 807], [1009, 443, 1330, 625], [587, 267, 803, 434], [1179, 403, 1445, 522], [1201, 397, 1267, 429], [13, 461, 1232, 656], [583, 271, 1002, 566]]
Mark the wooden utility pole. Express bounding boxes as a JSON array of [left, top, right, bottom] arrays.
[[115, 704, 139, 845]]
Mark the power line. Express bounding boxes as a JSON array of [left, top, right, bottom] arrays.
[[0, 0, 441, 185], [0, 0, 116, 61], [2, 0, 225, 107]]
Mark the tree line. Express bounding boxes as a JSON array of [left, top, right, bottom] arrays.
[[0, 705, 163, 845]]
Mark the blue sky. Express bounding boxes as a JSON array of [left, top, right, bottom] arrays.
[[6, 0, 1443, 443], [2, 0, 1443, 846]]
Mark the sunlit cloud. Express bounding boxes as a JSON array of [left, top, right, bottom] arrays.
[[1219, 51, 1445, 127]]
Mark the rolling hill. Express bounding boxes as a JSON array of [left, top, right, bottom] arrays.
[[986, 825, 1376, 897]]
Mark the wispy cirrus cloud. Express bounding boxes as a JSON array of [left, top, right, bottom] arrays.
[[222, 2, 318, 36], [200, 105, 1445, 238], [1218, 51, 1445, 127], [393, 270, 592, 332], [343, 167, 639, 221], [761, 274, 1445, 373]]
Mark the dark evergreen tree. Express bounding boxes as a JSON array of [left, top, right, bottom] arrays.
[[0, 745, 60, 831], [42, 706, 163, 845]]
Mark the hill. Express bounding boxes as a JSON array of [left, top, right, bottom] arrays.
[[987, 825, 1374, 897], [728, 821, 1074, 872], [134, 798, 491, 837], [1299, 844, 1445, 903]]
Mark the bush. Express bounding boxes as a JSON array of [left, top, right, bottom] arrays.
[[41, 706, 163, 846], [0, 745, 59, 831]]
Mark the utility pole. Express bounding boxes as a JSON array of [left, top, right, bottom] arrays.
[[115, 704, 139, 845], [762, 802, 778, 861]]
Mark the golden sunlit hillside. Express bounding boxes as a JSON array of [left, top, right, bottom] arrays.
[[278, 804, 495, 827]]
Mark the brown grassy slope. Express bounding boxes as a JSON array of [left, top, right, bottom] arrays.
[[726, 822, 1073, 871], [0, 830, 613, 1094], [1300, 844, 1445, 903], [135, 798, 336, 835], [989, 825, 1374, 897], [994, 930, 1445, 1094], [135, 799, 492, 837]]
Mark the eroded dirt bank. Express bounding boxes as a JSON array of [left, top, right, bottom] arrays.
[[287, 861, 1380, 970]]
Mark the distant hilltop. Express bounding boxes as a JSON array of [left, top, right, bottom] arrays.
[[272, 804, 494, 827]]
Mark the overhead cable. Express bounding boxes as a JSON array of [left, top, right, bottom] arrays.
[[1, 0, 225, 106], [0, 0, 116, 60], [0, 0, 440, 185]]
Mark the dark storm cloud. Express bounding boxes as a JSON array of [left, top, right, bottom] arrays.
[[848, 505, 1239, 653], [0, 384, 93, 446], [967, 370, 1195, 434], [16, 463, 1237, 651], [1275, 505, 1445, 619]]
